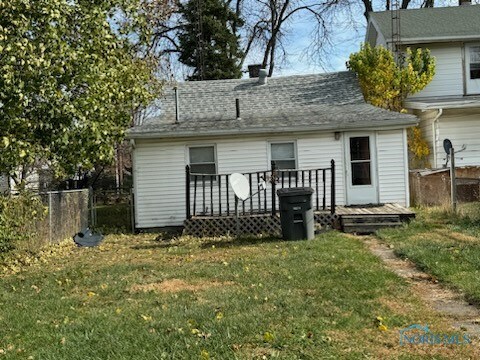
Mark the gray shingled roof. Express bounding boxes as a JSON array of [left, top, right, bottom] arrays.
[[128, 71, 417, 139], [370, 5, 480, 43]]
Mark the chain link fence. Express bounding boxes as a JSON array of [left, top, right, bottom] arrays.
[[90, 188, 134, 233]]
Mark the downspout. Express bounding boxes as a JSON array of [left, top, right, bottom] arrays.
[[431, 108, 443, 169]]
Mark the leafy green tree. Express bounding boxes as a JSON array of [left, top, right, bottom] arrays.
[[0, 0, 162, 185], [347, 43, 435, 167], [178, 0, 244, 80], [347, 43, 435, 112]]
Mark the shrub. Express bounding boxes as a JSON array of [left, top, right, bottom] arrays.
[[0, 192, 46, 255]]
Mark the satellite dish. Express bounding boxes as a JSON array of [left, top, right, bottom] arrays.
[[443, 139, 453, 154], [229, 173, 250, 201]]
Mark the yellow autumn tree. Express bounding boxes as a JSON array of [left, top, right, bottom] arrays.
[[347, 43, 435, 167]]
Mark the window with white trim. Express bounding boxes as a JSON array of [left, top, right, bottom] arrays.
[[188, 146, 217, 176], [270, 142, 297, 170], [469, 46, 480, 79]]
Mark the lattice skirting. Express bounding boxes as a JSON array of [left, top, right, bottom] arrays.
[[184, 212, 340, 238]]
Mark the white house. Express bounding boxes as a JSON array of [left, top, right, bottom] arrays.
[[128, 71, 416, 230], [366, 4, 480, 169]]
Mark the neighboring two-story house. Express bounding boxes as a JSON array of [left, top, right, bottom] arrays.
[[366, 4, 480, 169]]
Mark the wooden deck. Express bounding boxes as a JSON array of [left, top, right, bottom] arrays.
[[336, 203, 415, 234], [183, 203, 415, 237], [336, 203, 415, 217]]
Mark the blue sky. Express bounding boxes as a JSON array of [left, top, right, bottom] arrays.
[[241, 7, 368, 77], [275, 21, 365, 76], [251, 0, 468, 77]]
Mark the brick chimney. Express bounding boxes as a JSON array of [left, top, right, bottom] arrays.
[[248, 64, 263, 78]]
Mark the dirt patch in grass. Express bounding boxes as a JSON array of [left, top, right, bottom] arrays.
[[129, 278, 235, 293], [378, 296, 414, 316]]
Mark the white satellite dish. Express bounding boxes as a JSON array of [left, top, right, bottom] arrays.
[[229, 173, 250, 201]]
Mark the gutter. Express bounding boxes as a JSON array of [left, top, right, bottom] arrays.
[[386, 34, 480, 45], [404, 99, 480, 110]]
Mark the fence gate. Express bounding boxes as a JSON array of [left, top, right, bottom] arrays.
[[90, 187, 134, 233]]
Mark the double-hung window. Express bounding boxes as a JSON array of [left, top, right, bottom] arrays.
[[466, 45, 480, 94], [188, 146, 217, 178], [270, 142, 297, 170], [469, 46, 480, 80]]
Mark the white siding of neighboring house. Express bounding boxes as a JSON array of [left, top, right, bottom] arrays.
[[434, 112, 480, 168], [408, 44, 464, 99], [414, 109, 438, 168], [376, 129, 409, 206], [133, 129, 409, 228]]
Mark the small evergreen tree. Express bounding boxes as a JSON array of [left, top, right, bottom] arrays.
[[178, 0, 244, 80]]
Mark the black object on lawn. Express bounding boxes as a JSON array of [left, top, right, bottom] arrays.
[[74, 228, 104, 247]]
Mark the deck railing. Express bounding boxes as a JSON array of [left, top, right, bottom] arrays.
[[186, 160, 336, 219]]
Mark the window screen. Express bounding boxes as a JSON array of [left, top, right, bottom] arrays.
[[271, 142, 296, 170], [189, 146, 216, 175]]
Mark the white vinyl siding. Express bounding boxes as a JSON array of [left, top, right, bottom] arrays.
[[133, 130, 409, 228], [376, 130, 409, 206], [133, 142, 186, 228], [408, 45, 464, 99], [434, 113, 480, 168], [416, 109, 438, 168], [134, 133, 344, 228]]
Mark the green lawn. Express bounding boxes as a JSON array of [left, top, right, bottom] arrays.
[[0, 232, 475, 359], [377, 203, 480, 306]]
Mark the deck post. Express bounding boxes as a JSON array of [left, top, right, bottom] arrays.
[[330, 159, 336, 214], [186, 165, 191, 219], [271, 161, 277, 216]]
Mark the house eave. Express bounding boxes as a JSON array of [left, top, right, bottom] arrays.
[[385, 35, 480, 45], [126, 121, 418, 140], [404, 98, 480, 111]]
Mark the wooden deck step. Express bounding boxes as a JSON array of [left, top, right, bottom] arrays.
[[341, 214, 401, 224], [341, 214, 402, 234]]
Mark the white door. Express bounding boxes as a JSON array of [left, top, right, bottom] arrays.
[[345, 133, 378, 205], [466, 45, 480, 95]]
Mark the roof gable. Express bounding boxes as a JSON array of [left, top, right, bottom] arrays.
[[369, 5, 480, 44]]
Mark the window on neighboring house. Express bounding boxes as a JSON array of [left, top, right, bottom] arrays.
[[188, 146, 217, 179], [271, 142, 297, 170], [470, 46, 480, 79]]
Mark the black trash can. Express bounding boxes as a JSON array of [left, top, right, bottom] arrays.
[[276, 187, 315, 240]]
